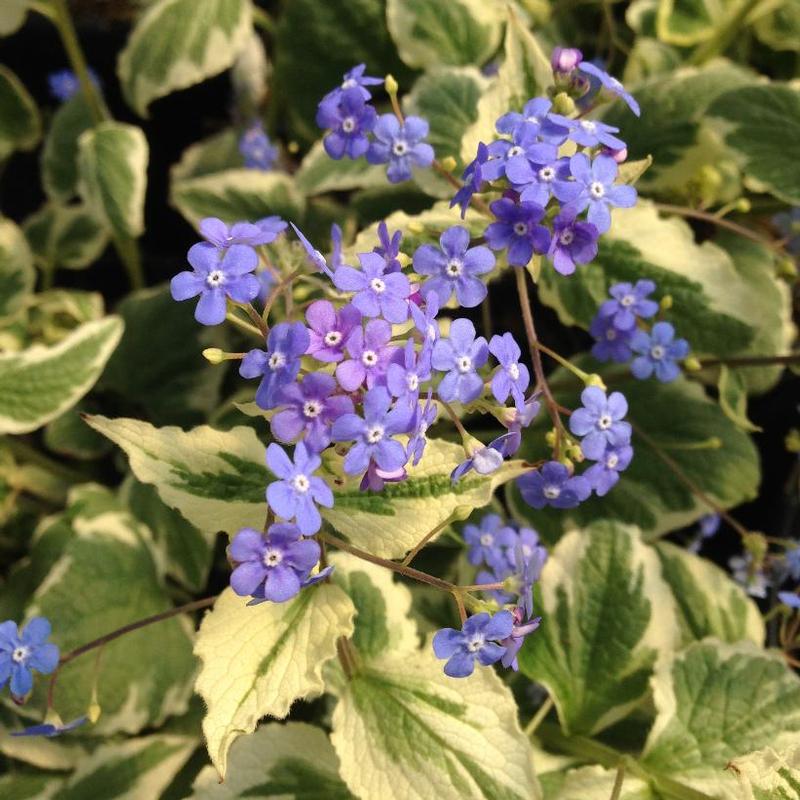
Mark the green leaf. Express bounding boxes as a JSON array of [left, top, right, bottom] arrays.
[[171, 129, 243, 183], [717, 365, 761, 433], [49, 734, 197, 800], [510, 365, 760, 540], [77, 121, 149, 238], [190, 722, 352, 799], [117, 0, 252, 116], [194, 584, 356, 779], [0, 216, 35, 324], [709, 83, 800, 205], [642, 641, 800, 797], [727, 742, 800, 799], [655, 541, 764, 646], [656, 0, 725, 45], [0, 317, 124, 434], [753, 1, 800, 51], [44, 404, 113, 460], [23, 203, 109, 272], [41, 94, 94, 201], [461, 7, 552, 162], [386, 0, 503, 69], [294, 140, 387, 196], [0, 1, 31, 36], [0, 64, 40, 160], [550, 766, 656, 800], [404, 66, 487, 198], [331, 650, 541, 800], [25, 507, 196, 734], [98, 285, 227, 426], [0, 774, 62, 800], [519, 522, 679, 735], [171, 169, 305, 228]]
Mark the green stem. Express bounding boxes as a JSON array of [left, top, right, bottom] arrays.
[[524, 695, 554, 736]]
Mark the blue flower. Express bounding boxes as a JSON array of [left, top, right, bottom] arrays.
[[0, 618, 59, 700], [335, 319, 399, 392], [500, 607, 541, 671], [584, 443, 633, 496], [316, 87, 377, 160], [367, 115, 434, 183], [488, 332, 530, 411], [501, 395, 542, 457], [495, 97, 570, 143], [779, 592, 800, 610], [483, 128, 557, 182], [239, 120, 278, 170], [331, 387, 412, 475], [229, 525, 321, 603], [48, 68, 100, 102], [199, 216, 286, 249], [406, 390, 438, 466], [548, 208, 599, 276], [518, 461, 591, 510], [630, 322, 690, 382], [360, 462, 408, 492], [11, 715, 87, 738], [451, 143, 489, 218], [560, 153, 638, 234], [506, 154, 572, 208], [578, 62, 640, 116], [785, 541, 800, 582], [463, 514, 516, 570], [729, 553, 770, 599], [431, 318, 489, 404], [432, 611, 514, 678], [598, 280, 658, 331], [484, 199, 550, 268], [170, 242, 259, 326], [266, 442, 334, 535], [290, 223, 335, 279], [414, 226, 494, 309], [387, 340, 431, 407], [374, 221, 403, 273], [451, 433, 517, 482], [409, 293, 441, 344], [306, 300, 361, 363], [551, 115, 627, 150], [510, 542, 548, 619], [687, 513, 721, 554], [322, 63, 383, 104], [240, 322, 310, 409], [333, 252, 411, 323], [590, 314, 634, 363], [569, 386, 631, 461]]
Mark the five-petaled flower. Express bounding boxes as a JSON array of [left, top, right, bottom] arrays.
[[630, 322, 690, 383], [433, 611, 514, 678], [335, 319, 399, 392], [431, 318, 489, 404], [518, 461, 591, 509], [366, 115, 434, 183], [569, 386, 631, 461], [334, 252, 411, 323], [0, 618, 59, 700], [489, 332, 530, 411]]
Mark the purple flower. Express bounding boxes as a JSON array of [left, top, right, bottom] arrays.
[[48, 68, 99, 102], [240, 322, 310, 409], [431, 318, 489, 404], [599, 280, 658, 331], [291, 223, 335, 279], [335, 319, 399, 392], [331, 387, 411, 475], [239, 120, 278, 170], [779, 592, 800, 609], [551, 115, 627, 150], [451, 142, 489, 218], [578, 62, 640, 116], [551, 47, 583, 75], [548, 209, 599, 276], [688, 513, 721, 554], [584, 443, 633, 496], [409, 293, 441, 344], [506, 155, 573, 208], [0, 618, 59, 700], [387, 340, 431, 406], [451, 433, 516, 482], [229, 525, 321, 603], [374, 222, 403, 273], [199, 216, 287, 248], [407, 390, 438, 466], [367, 115, 435, 183], [483, 128, 557, 182], [518, 461, 591, 509], [360, 462, 408, 492], [316, 87, 377, 160], [170, 243, 259, 326], [323, 63, 383, 104], [266, 442, 334, 535], [305, 300, 361, 363], [463, 514, 516, 570], [432, 611, 514, 678], [501, 395, 542, 456], [590, 315, 634, 363], [500, 607, 542, 671], [484, 199, 551, 267], [560, 153, 638, 234], [271, 372, 354, 452], [510, 542, 548, 619], [489, 332, 530, 411], [495, 97, 570, 144], [569, 386, 631, 461], [413, 226, 494, 309], [333, 252, 411, 323], [11, 715, 87, 738], [630, 322, 690, 383]]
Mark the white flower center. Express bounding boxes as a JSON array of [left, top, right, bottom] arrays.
[[341, 117, 356, 133], [206, 269, 225, 288], [361, 349, 378, 367], [406, 373, 419, 391], [620, 294, 636, 307], [392, 140, 409, 157], [580, 120, 597, 133], [370, 277, 386, 294], [543, 485, 561, 500], [11, 646, 28, 664], [479, 533, 494, 546], [539, 166, 555, 182], [456, 355, 472, 373], [559, 230, 575, 246], [263, 547, 283, 567], [268, 352, 286, 370], [526, 115, 540, 125], [508, 363, 520, 380], [303, 400, 323, 419], [445, 258, 463, 277], [597, 413, 613, 430], [291, 474, 310, 493], [590, 181, 606, 199], [650, 344, 666, 360], [366, 424, 384, 444], [606, 453, 619, 469], [507, 145, 524, 158], [466, 635, 485, 653], [513, 221, 528, 237], [522, 543, 532, 558], [324, 330, 342, 347]]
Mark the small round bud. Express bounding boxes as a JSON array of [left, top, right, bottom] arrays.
[[545, 429, 557, 447], [287, 141, 300, 154], [551, 46, 583, 74], [776, 257, 798, 280], [88, 701, 102, 724], [734, 197, 751, 213], [584, 373, 607, 390], [567, 444, 584, 463], [551, 91, 576, 116], [396, 252, 412, 268], [603, 146, 628, 164], [659, 295, 673, 311], [384, 74, 399, 96], [684, 356, 702, 372], [743, 531, 767, 563], [203, 348, 225, 364], [439, 155, 457, 173], [558, 456, 574, 472]]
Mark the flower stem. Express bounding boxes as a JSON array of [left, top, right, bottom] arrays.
[[524, 695, 554, 736], [226, 310, 262, 338], [401, 515, 456, 567]]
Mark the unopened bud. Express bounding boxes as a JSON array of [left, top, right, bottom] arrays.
[[777, 257, 798, 280], [384, 74, 399, 97], [551, 46, 583, 74], [734, 197, 751, 213], [584, 373, 606, 390], [684, 356, 702, 372], [659, 294, 673, 311], [551, 91, 576, 116], [603, 146, 628, 164], [567, 444, 584, 463], [439, 155, 457, 173], [743, 531, 767, 564], [88, 701, 102, 723], [559, 456, 574, 472], [287, 141, 299, 154], [203, 348, 225, 364], [545, 429, 557, 448], [396, 252, 412, 268]]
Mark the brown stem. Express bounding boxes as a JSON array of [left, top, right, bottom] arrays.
[[401, 516, 455, 567], [240, 303, 268, 337], [262, 267, 304, 326], [439, 400, 470, 441], [698, 352, 800, 368]]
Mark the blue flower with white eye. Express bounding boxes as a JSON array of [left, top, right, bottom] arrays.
[[367, 115, 434, 183], [387, 340, 431, 407], [489, 332, 530, 411], [333, 252, 411, 323], [599, 280, 658, 331], [483, 127, 557, 182], [0, 618, 59, 700], [495, 97, 570, 143], [463, 514, 516, 570], [433, 611, 514, 678], [239, 120, 278, 170], [569, 386, 631, 461], [431, 318, 489, 404], [630, 322, 690, 383], [322, 63, 383, 105], [484, 200, 550, 268], [518, 461, 591, 510], [550, 115, 627, 150], [584, 443, 633, 496], [316, 87, 377, 160]]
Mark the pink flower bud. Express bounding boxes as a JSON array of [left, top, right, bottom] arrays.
[[551, 46, 583, 74]]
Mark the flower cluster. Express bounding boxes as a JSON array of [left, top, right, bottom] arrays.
[[590, 280, 690, 382], [0, 618, 59, 701], [239, 119, 278, 171], [433, 514, 546, 677], [315, 64, 434, 183]]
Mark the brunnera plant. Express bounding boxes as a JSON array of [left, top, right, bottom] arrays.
[[0, 1, 799, 798]]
